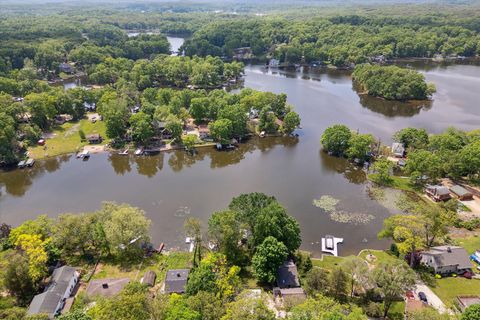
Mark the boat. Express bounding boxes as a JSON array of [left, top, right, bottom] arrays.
[[25, 158, 35, 167], [119, 148, 129, 156], [134, 148, 144, 156], [259, 131, 266, 138], [325, 235, 334, 250], [77, 150, 90, 159], [17, 160, 27, 168]]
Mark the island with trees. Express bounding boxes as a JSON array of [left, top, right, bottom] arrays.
[[352, 64, 436, 100]]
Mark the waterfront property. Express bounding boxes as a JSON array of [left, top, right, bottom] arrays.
[[28, 266, 79, 319], [87, 134, 103, 144], [274, 260, 306, 301], [391, 143, 405, 158], [425, 185, 451, 202], [164, 269, 190, 294], [86, 278, 130, 297], [420, 246, 472, 275]]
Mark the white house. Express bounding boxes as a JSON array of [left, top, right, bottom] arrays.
[[420, 246, 472, 275], [391, 142, 405, 158], [28, 266, 80, 319]]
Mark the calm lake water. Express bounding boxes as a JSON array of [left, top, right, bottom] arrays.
[[1, 61, 479, 256]]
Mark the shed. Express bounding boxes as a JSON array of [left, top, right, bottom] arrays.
[[142, 270, 156, 287], [164, 269, 189, 294], [450, 185, 474, 201], [87, 134, 102, 144], [277, 260, 301, 289], [86, 278, 130, 297]]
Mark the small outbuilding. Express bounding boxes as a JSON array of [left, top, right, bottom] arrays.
[[425, 185, 451, 202], [198, 125, 210, 140], [391, 143, 405, 158], [87, 134, 102, 144], [457, 296, 480, 312], [141, 270, 157, 287], [450, 185, 474, 201], [59, 62, 74, 74], [164, 269, 190, 294], [86, 278, 130, 298]]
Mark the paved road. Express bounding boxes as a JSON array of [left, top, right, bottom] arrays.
[[414, 282, 451, 314]]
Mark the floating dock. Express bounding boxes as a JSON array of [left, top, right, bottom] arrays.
[[321, 235, 344, 257]]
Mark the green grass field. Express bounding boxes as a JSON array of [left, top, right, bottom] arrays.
[[92, 251, 192, 282], [28, 116, 108, 159], [368, 174, 421, 193], [430, 277, 480, 308], [454, 236, 480, 255]]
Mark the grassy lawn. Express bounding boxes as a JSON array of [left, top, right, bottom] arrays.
[[28, 115, 108, 159], [454, 235, 480, 255], [358, 249, 402, 267], [430, 277, 480, 308], [368, 174, 420, 193], [312, 255, 348, 270], [92, 251, 192, 282]]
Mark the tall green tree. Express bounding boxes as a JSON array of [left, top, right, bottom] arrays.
[[252, 236, 288, 284], [321, 124, 352, 156]]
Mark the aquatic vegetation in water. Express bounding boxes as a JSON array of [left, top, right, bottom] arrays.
[[313, 195, 375, 225], [312, 195, 339, 212], [174, 206, 191, 217], [330, 211, 376, 224]]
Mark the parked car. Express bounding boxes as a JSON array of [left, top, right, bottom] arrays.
[[463, 271, 473, 279], [418, 291, 427, 303], [406, 291, 414, 299]]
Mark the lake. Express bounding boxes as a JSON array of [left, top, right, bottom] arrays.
[[1, 61, 479, 256]]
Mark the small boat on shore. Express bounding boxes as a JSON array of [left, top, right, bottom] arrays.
[[134, 148, 144, 156], [25, 158, 35, 167], [77, 150, 90, 159], [17, 160, 27, 168], [119, 148, 129, 156]]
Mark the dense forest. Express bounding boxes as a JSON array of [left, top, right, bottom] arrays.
[[352, 64, 436, 100]]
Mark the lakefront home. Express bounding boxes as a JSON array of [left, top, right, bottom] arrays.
[[274, 260, 306, 301], [87, 134, 103, 144], [391, 142, 405, 158], [420, 246, 472, 275], [28, 266, 79, 319], [425, 185, 451, 202]]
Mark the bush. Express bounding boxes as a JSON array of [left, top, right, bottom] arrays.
[[389, 243, 400, 257], [364, 302, 382, 318]]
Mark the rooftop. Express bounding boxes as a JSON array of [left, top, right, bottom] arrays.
[[165, 269, 190, 294], [422, 246, 472, 270], [86, 278, 130, 297], [450, 185, 472, 197], [277, 260, 301, 289]]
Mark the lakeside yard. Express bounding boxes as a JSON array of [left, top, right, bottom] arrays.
[[28, 115, 108, 159], [430, 277, 480, 309]]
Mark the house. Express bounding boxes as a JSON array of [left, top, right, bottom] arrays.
[[420, 246, 472, 275], [233, 47, 253, 60], [86, 278, 130, 297], [164, 269, 190, 294], [154, 120, 166, 132], [450, 185, 474, 201], [198, 125, 210, 139], [274, 261, 306, 302], [425, 185, 451, 202], [27, 266, 79, 319], [87, 134, 102, 144], [268, 58, 280, 67], [456, 296, 480, 312], [59, 63, 74, 74], [141, 270, 157, 287], [391, 142, 405, 158]]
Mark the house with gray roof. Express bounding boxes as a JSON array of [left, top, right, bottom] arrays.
[[86, 278, 130, 297], [275, 260, 306, 301], [28, 266, 79, 319], [420, 246, 472, 275], [164, 269, 190, 294], [391, 142, 405, 158]]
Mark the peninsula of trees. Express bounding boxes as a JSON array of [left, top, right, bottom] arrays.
[[352, 64, 436, 100]]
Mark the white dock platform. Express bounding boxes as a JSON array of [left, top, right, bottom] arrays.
[[321, 236, 344, 257]]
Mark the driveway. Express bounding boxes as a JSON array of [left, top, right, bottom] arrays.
[[414, 282, 451, 314]]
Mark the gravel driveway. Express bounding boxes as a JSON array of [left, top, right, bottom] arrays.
[[413, 282, 451, 314]]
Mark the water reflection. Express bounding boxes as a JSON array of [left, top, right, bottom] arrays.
[[358, 95, 433, 118], [319, 151, 367, 185]]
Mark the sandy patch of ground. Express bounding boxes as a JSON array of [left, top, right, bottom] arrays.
[[83, 145, 106, 153]]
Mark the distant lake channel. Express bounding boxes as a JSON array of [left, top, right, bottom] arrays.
[[2, 56, 480, 257]]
